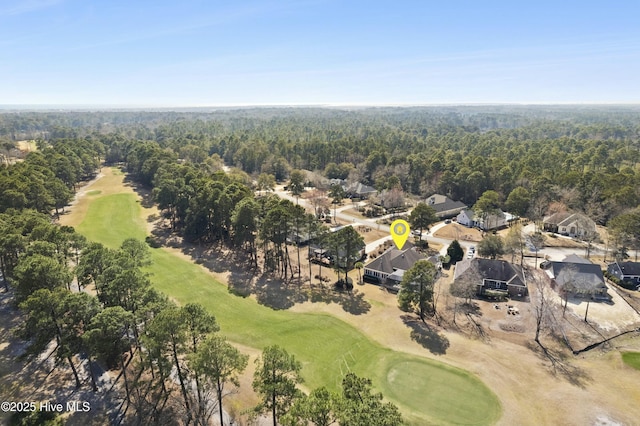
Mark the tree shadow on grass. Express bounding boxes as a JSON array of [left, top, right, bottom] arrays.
[[123, 175, 156, 208], [460, 301, 482, 317], [401, 315, 450, 355], [253, 275, 309, 310], [178, 238, 253, 275], [337, 290, 371, 315], [241, 275, 371, 314], [308, 285, 371, 315], [144, 213, 372, 314], [525, 340, 591, 388]]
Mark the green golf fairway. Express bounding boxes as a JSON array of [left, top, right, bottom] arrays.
[[76, 187, 501, 425]]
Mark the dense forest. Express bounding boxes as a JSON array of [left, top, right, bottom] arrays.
[[3, 106, 640, 225], [3, 106, 640, 278], [4, 105, 640, 274]]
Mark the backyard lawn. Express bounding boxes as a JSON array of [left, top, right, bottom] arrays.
[[73, 171, 502, 425]]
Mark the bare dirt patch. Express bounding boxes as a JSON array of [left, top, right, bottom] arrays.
[[610, 285, 640, 314], [560, 288, 640, 334]]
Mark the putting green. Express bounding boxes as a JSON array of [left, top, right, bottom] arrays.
[[75, 180, 501, 425], [622, 352, 640, 371], [383, 359, 500, 425]]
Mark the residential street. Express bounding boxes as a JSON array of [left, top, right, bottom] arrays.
[[272, 186, 637, 266]]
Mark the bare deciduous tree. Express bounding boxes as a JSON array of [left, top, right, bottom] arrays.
[[449, 261, 479, 325], [380, 187, 405, 216], [504, 224, 525, 266], [530, 271, 553, 345]]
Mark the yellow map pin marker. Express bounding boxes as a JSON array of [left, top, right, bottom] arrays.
[[390, 219, 410, 250]]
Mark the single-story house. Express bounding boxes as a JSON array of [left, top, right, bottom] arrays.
[[424, 194, 467, 218], [607, 261, 640, 287], [542, 257, 610, 301], [453, 258, 527, 298], [344, 181, 377, 199], [363, 246, 426, 291], [543, 212, 596, 238], [456, 209, 510, 231]]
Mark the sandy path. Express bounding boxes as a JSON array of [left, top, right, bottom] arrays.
[[59, 167, 119, 227], [62, 168, 640, 426]]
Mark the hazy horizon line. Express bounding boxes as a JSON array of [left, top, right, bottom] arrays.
[[1, 101, 640, 111]]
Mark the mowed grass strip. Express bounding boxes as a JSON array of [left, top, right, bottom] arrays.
[[622, 352, 640, 370], [76, 193, 146, 248], [77, 188, 501, 425]]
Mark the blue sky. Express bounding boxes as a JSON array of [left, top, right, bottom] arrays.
[[1, 0, 639, 105]]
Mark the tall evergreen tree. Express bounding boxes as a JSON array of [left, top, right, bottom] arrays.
[[253, 345, 303, 426], [446, 240, 464, 264], [408, 202, 438, 242], [190, 335, 249, 426], [397, 260, 437, 322]]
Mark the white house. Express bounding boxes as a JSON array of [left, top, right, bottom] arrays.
[[456, 209, 508, 231], [456, 209, 475, 227]]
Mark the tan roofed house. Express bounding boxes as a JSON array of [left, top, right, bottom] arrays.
[[543, 212, 596, 238]]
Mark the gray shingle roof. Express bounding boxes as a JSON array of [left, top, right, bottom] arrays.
[[425, 194, 467, 214], [548, 261, 606, 292], [365, 246, 426, 275], [345, 182, 377, 196], [613, 261, 640, 276], [543, 211, 573, 225], [454, 258, 526, 287], [562, 254, 591, 264]]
